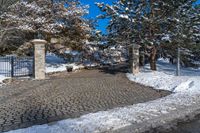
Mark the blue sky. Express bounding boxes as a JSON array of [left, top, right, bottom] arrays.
[[80, 0, 200, 33], [80, 0, 116, 33]]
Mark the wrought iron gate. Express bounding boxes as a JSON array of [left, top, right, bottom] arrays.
[[0, 56, 34, 77]]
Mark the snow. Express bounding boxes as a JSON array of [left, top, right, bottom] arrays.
[[68, 51, 80, 56], [119, 14, 129, 19], [45, 53, 84, 73], [0, 75, 8, 86], [4, 58, 200, 133], [45, 53, 99, 73], [46, 63, 85, 73], [161, 34, 171, 42], [127, 58, 200, 93]]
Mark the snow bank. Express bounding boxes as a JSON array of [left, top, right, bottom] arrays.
[[127, 58, 200, 93], [0, 75, 9, 86], [174, 78, 200, 93]]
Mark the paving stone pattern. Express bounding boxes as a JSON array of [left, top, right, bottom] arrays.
[[0, 69, 170, 132]]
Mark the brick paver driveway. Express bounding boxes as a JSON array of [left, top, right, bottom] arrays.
[[0, 68, 170, 132]]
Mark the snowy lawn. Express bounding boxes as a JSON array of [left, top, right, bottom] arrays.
[[5, 58, 200, 133], [45, 53, 96, 73], [127, 58, 200, 93]]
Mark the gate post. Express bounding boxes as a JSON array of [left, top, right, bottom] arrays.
[[31, 39, 47, 80]]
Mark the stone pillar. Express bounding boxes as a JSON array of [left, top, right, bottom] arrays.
[[130, 45, 140, 75], [31, 39, 47, 80]]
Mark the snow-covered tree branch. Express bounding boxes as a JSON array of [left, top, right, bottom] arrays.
[[0, 0, 89, 36]]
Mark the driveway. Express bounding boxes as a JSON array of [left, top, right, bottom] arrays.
[[0, 68, 170, 132]]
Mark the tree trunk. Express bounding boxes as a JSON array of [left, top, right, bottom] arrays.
[[176, 47, 181, 76], [150, 46, 157, 70], [139, 51, 145, 66], [130, 45, 140, 74]]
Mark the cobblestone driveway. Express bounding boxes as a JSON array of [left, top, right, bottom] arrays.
[[0, 69, 170, 132]]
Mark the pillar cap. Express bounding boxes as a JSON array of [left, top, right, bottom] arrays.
[[31, 39, 47, 44]]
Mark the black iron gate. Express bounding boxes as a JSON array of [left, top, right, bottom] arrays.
[[0, 56, 34, 77]]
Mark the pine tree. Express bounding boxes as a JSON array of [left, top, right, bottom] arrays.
[[161, 0, 200, 72], [97, 0, 170, 71], [97, 0, 200, 72]]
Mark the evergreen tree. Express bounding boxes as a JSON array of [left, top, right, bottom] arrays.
[[97, 0, 200, 71], [97, 0, 170, 71], [161, 0, 200, 70]]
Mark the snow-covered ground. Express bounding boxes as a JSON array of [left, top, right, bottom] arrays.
[[5, 58, 200, 133], [127, 58, 200, 93], [45, 53, 96, 73], [45, 53, 80, 73], [0, 75, 8, 86]]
